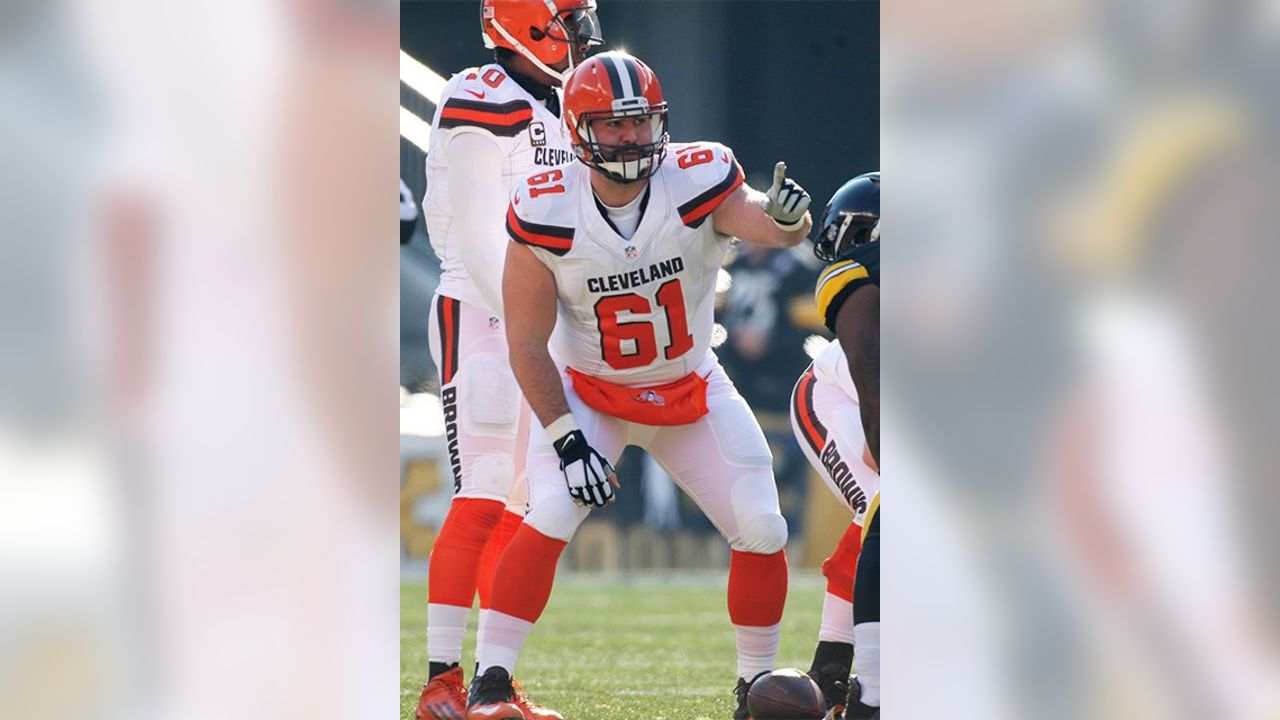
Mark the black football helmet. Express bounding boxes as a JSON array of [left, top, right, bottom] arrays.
[[812, 171, 879, 262]]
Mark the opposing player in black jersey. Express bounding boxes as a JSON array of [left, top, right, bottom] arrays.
[[789, 172, 880, 719]]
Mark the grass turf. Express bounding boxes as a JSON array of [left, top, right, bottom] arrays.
[[401, 571, 826, 720]]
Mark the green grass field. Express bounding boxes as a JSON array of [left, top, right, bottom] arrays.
[[401, 571, 826, 720]]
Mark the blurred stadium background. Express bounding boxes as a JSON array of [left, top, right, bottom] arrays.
[[399, 0, 879, 577], [5, 0, 1280, 718]]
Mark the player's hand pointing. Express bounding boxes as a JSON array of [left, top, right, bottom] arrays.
[[762, 161, 811, 230]]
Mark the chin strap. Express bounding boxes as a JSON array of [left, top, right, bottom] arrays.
[[491, 19, 575, 85]]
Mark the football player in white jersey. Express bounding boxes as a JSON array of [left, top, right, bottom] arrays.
[[414, 2, 602, 719], [464, 51, 814, 720], [790, 172, 881, 720]]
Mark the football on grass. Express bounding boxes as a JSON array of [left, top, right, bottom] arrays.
[[746, 668, 826, 719]]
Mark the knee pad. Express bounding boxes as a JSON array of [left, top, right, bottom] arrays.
[[733, 512, 788, 554], [461, 453, 516, 500], [523, 496, 589, 543]]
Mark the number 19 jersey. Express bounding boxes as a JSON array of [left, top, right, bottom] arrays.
[[507, 142, 745, 387]]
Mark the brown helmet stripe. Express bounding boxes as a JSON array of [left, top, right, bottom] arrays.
[[621, 56, 641, 98], [601, 55, 624, 99]]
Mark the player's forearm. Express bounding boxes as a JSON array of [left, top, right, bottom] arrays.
[[849, 347, 879, 465], [858, 395, 880, 468], [838, 286, 880, 466], [502, 241, 565, 425], [749, 188, 811, 246], [509, 342, 572, 428]]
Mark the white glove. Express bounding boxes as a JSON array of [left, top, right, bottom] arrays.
[[552, 428, 617, 508], [761, 161, 812, 230]]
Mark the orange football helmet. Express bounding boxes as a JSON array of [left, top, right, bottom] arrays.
[[563, 51, 669, 183], [480, 0, 602, 84]]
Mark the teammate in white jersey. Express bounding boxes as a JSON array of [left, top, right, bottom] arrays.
[[790, 172, 881, 720], [414, 2, 602, 719], [464, 51, 814, 720]]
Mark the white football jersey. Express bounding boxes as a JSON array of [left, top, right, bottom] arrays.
[[813, 338, 859, 402], [424, 63, 575, 309], [508, 142, 745, 386]]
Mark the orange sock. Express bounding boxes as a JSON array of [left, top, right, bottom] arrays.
[[821, 524, 863, 603], [728, 549, 789, 626], [488, 525, 567, 623], [428, 497, 504, 607], [477, 510, 524, 609]]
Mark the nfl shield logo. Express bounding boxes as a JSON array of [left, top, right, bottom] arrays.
[[625, 246, 637, 261], [489, 317, 500, 330]]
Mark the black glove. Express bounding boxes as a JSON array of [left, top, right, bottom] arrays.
[[552, 430, 616, 508]]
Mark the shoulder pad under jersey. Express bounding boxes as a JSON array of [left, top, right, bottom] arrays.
[[437, 64, 535, 138], [815, 242, 879, 332], [662, 142, 745, 229], [506, 164, 582, 257]]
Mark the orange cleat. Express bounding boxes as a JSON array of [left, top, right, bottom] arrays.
[[415, 666, 468, 720], [511, 677, 564, 720], [464, 704, 524, 720]]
